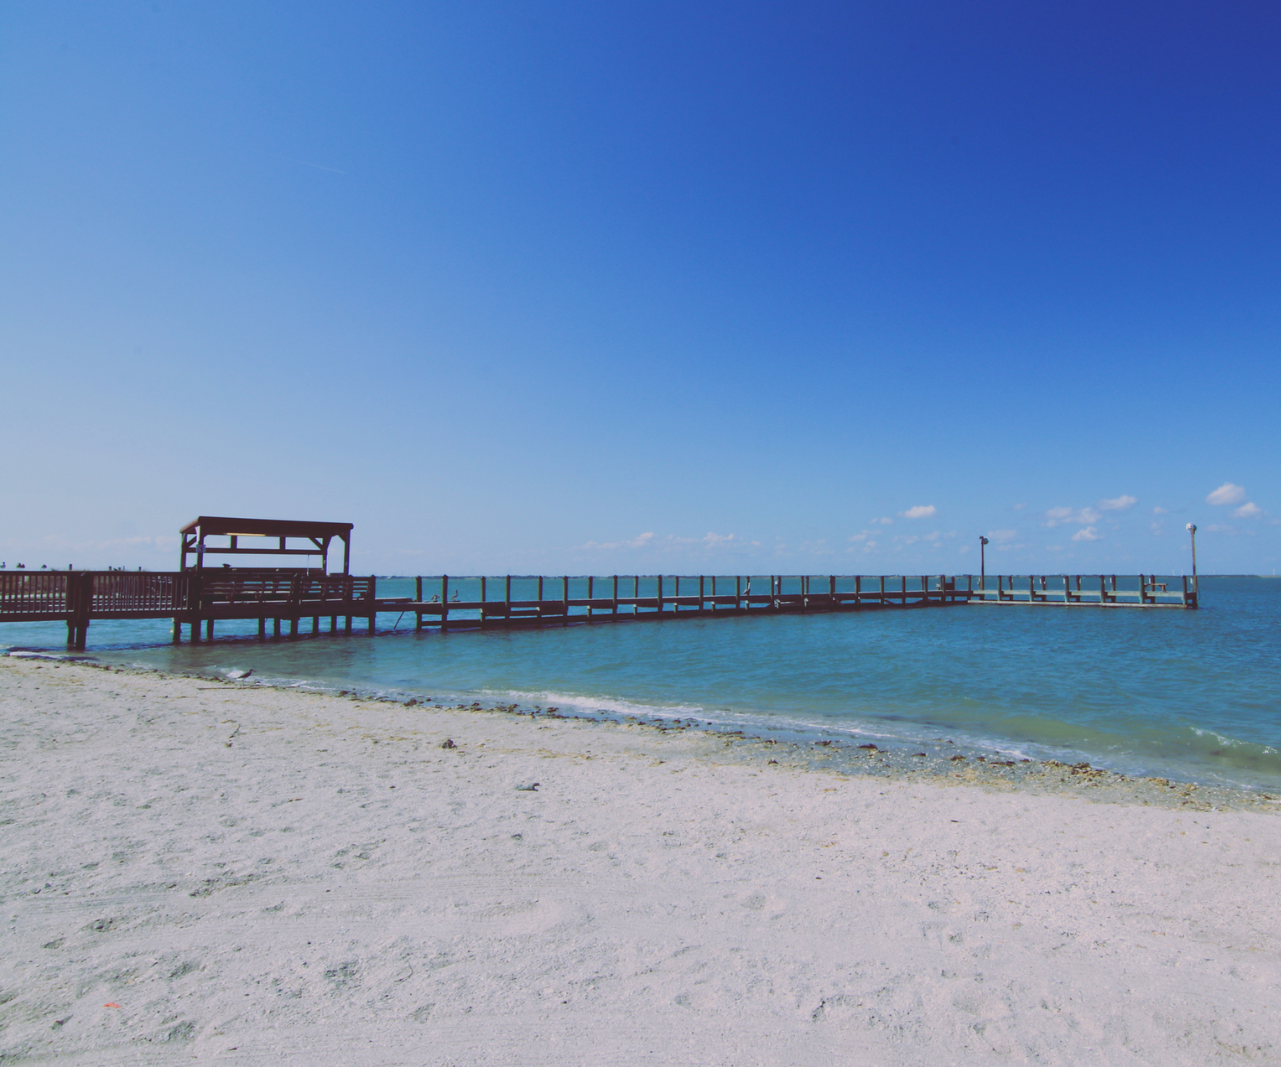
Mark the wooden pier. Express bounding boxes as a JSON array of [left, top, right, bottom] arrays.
[[0, 516, 1197, 652]]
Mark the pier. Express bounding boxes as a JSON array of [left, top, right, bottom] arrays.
[[0, 516, 1198, 651]]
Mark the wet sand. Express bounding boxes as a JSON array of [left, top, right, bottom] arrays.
[[3, 655, 1281, 1065]]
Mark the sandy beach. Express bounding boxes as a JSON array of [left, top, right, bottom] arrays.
[[3, 655, 1281, 1065]]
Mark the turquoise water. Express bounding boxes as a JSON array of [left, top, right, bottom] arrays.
[[4, 576, 1278, 790]]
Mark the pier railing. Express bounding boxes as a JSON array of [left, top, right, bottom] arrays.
[[399, 573, 971, 631], [973, 573, 1197, 608], [0, 570, 1197, 652]]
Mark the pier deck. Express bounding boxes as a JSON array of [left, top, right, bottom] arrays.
[[1, 571, 1196, 651]]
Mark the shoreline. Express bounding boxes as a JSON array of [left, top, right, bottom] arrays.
[[4, 655, 1281, 1064], [9, 649, 1280, 814]]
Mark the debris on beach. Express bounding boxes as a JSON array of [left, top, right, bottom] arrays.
[[440, 739, 456, 749], [515, 782, 539, 791]]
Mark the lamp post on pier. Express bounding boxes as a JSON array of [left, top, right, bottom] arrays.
[[1186, 523, 1198, 599], [979, 536, 989, 591]]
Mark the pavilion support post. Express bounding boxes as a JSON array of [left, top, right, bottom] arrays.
[[613, 575, 619, 617], [274, 617, 281, 639], [258, 617, 266, 640], [441, 575, 448, 633], [290, 617, 298, 638]]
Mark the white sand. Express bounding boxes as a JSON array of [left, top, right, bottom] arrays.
[[3, 656, 1281, 1065]]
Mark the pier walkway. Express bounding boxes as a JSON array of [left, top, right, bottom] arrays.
[[0, 571, 1196, 652]]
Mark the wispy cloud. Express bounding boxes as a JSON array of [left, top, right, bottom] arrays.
[[1071, 526, 1102, 542], [1207, 482, 1246, 506], [899, 505, 937, 519], [1044, 506, 1100, 528], [578, 532, 655, 551], [1152, 506, 1168, 515], [870, 517, 893, 525], [987, 529, 1018, 542], [1234, 502, 1262, 519], [1098, 495, 1137, 511]]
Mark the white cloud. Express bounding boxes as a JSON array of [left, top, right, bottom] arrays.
[[1071, 526, 1102, 542], [1234, 502, 1262, 519], [578, 531, 654, 551], [899, 505, 937, 519], [1044, 506, 1100, 528], [1151, 506, 1168, 515], [871, 516, 893, 525], [1207, 483, 1246, 506], [1150, 521, 1163, 535], [1098, 495, 1137, 511], [987, 529, 1018, 542], [1012, 503, 1026, 511]]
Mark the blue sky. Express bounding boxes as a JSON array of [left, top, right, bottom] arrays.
[[2, 1, 1278, 575]]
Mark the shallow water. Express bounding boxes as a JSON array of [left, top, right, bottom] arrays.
[[4, 576, 1278, 790]]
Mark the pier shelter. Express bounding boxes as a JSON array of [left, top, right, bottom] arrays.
[[179, 516, 352, 574]]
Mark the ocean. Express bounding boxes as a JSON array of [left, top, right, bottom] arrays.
[[4, 576, 1278, 791]]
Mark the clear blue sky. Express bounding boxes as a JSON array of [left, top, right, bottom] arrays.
[[2, 2, 1277, 575]]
